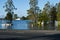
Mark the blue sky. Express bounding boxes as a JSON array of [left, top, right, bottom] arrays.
[[0, 0, 60, 18]]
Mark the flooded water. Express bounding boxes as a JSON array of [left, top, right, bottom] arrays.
[[0, 20, 31, 30], [0, 20, 58, 30]]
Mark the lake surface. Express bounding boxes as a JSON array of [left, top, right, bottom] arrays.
[[0, 20, 31, 30]]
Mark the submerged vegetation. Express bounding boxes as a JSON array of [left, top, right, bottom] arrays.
[[27, 1, 60, 30], [1, 0, 60, 30]]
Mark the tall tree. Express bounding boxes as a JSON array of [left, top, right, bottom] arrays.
[[27, 8, 35, 20], [38, 10, 42, 21], [28, 0, 39, 29], [57, 2, 60, 21], [44, 1, 50, 14], [42, 8, 49, 22], [40, 2, 50, 29], [3, 0, 17, 21], [49, 6, 57, 29], [41, 8, 49, 29]]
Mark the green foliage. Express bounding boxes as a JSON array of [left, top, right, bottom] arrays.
[[38, 13, 42, 21], [5, 12, 12, 21], [57, 13, 60, 21], [4, 0, 17, 21], [38, 2, 50, 24], [21, 16, 28, 20], [50, 7, 57, 21], [3, 0, 17, 12], [42, 10, 49, 21], [14, 14, 18, 20], [27, 8, 35, 20], [57, 2, 60, 21]]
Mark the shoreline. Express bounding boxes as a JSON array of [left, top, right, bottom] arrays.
[[0, 30, 60, 34]]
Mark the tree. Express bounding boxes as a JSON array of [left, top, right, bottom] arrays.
[[41, 8, 49, 29], [3, 0, 17, 21], [39, 2, 50, 29], [49, 6, 57, 29], [14, 14, 18, 20], [38, 10, 42, 21], [27, 0, 40, 29], [44, 1, 50, 14], [27, 8, 35, 21], [5, 12, 12, 21], [21, 16, 28, 20], [42, 8, 49, 21], [57, 2, 60, 21]]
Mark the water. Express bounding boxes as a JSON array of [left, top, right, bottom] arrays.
[[0, 20, 31, 30]]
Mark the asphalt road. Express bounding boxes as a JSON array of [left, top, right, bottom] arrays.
[[0, 30, 60, 40]]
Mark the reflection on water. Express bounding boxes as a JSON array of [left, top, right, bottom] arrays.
[[0, 20, 31, 30], [0, 20, 58, 30]]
